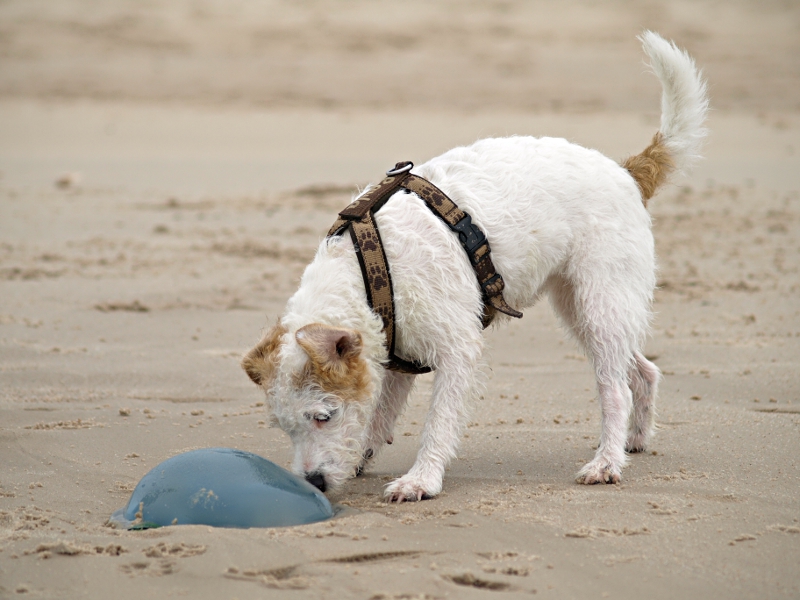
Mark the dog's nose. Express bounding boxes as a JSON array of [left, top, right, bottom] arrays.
[[305, 471, 327, 493]]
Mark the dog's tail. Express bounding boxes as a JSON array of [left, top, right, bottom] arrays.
[[623, 31, 709, 205]]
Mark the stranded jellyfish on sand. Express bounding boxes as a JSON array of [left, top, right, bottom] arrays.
[[108, 448, 333, 529]]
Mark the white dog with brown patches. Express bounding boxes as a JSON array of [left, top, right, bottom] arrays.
[[242, 32, 708, 502]]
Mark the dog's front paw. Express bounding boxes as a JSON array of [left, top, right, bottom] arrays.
[[576, 459, 622, 485], [383, 475, 438, 503]]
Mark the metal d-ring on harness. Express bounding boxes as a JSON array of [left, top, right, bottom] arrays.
[[327, 161, 523, 375]]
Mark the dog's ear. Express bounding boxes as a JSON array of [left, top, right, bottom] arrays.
[[294, 323, 372, 402], [242, 322, 287, 386], [295, 323, 362, 367]]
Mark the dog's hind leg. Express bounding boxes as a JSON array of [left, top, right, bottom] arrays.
[[547, 274, 640, 484], [359, 371, 416, 475], [625, 351, 660, 453], [577, 326, 635, 484]]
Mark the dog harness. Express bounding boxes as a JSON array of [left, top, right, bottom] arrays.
[[327, 161, 523, 374]]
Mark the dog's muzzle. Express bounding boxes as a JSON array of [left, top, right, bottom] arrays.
[[304, 471, 326, 493]]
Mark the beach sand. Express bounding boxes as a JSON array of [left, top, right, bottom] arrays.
[[1, 1, 798, 598]]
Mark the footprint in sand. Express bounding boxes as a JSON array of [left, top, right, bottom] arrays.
[[120, 542, 206, 577]]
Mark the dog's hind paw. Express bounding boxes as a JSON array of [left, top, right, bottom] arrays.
[[575, 460, 622, 485], [625, 441, 647, 454], [383, 475, 437, 503], [625, 430, 651, 453]]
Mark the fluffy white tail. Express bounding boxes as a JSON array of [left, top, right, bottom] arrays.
[[641, 30, 709, 174], [624, 32, 709, 203]]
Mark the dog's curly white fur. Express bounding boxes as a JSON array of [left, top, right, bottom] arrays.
[[242, 32, 708, 501]]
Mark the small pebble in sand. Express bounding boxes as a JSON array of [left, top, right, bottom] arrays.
[[119, 408, 131, 416], [55, 172, 82, 189]]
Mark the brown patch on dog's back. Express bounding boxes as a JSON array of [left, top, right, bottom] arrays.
[[294, 323, 372, 402], [622, 132, 674, 206], [242, 322, 287, 387]]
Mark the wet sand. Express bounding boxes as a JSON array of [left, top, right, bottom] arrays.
[[1, 2, 799, 598]]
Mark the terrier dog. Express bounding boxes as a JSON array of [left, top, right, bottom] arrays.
[[242, 32, 708, 502]]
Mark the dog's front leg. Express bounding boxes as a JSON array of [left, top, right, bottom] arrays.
[[358, 371, 416, 475], [384, 355, 476, 502]]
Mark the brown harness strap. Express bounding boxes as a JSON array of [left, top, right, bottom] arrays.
[[400, 173, 523, 324], [327, 161, 522, 374]]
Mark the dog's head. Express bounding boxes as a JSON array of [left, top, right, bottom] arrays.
[[242, 321, 381, 493]]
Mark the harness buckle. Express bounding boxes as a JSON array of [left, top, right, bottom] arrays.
[[386, 161, 414, 177], [452, 214, 488, 263], [481, 274, 506, 301]]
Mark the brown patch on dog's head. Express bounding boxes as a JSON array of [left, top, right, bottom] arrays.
[[294, 323, 372, 402], [242, 322, 287, 387], [622, 132, 675, 206]]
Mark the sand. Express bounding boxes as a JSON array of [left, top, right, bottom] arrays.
[[1, 1, 798, 598]]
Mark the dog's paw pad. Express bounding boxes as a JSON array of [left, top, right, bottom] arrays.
[[576, 461, 621, 485]]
